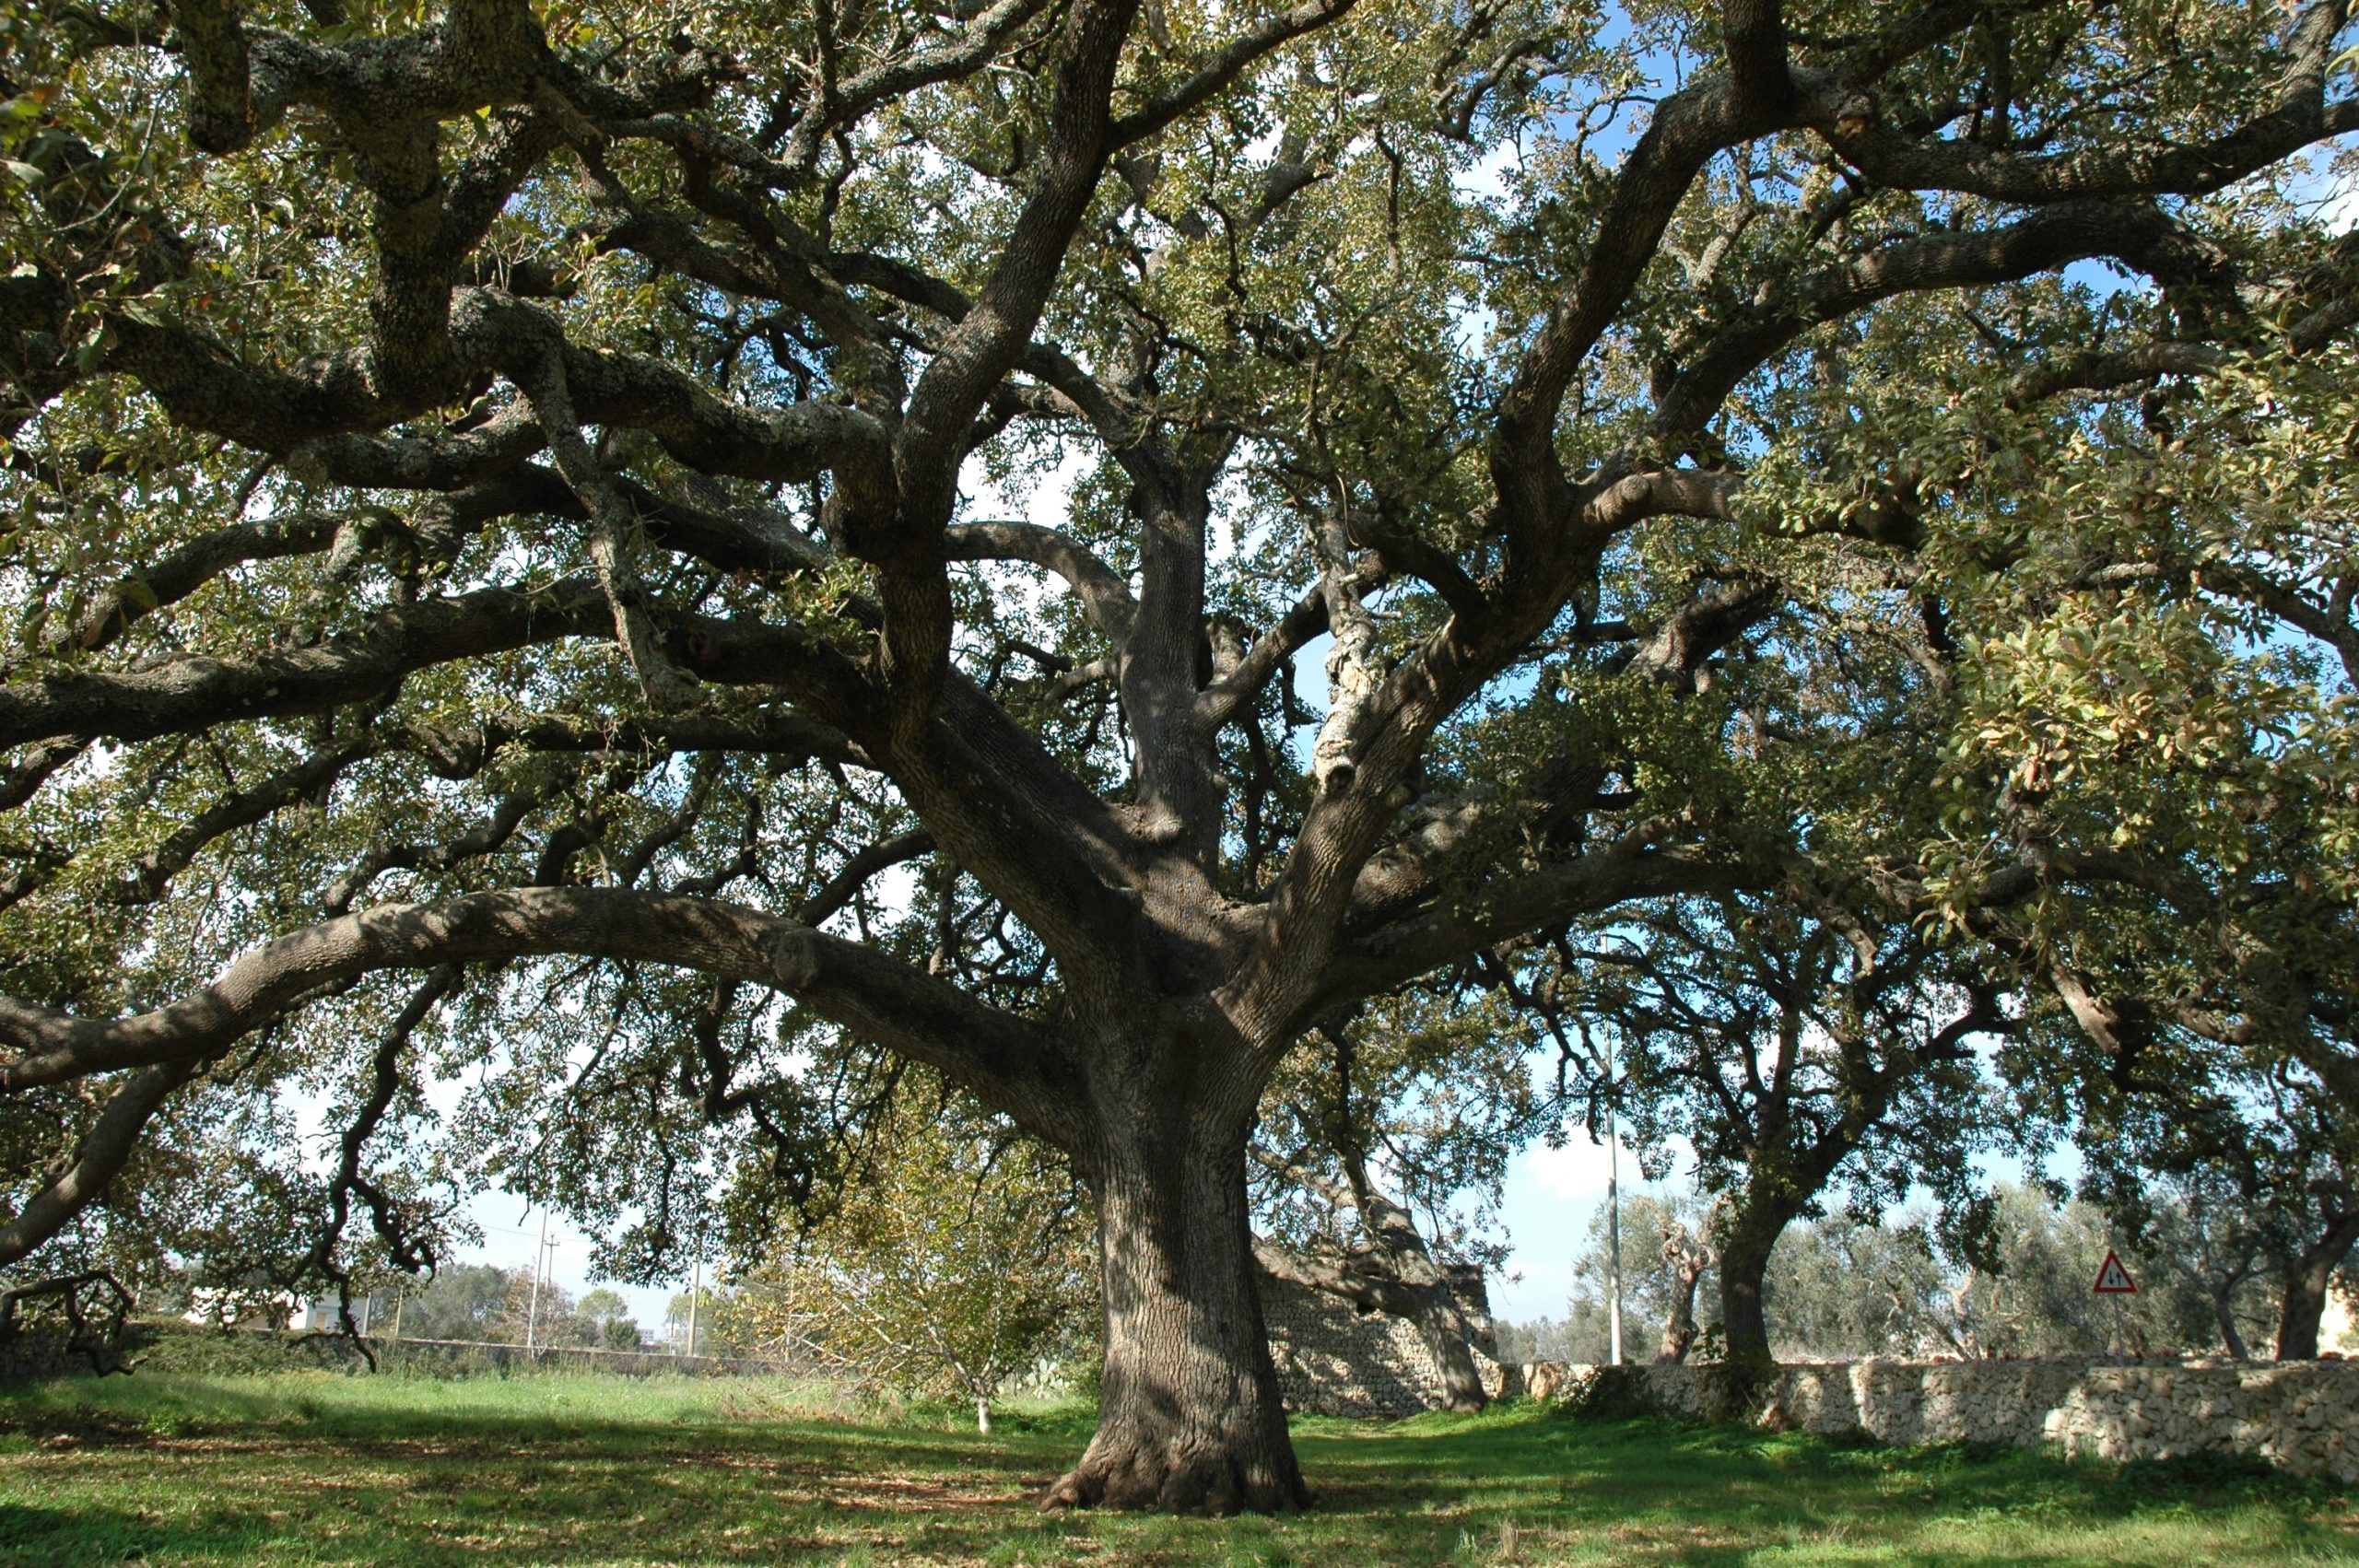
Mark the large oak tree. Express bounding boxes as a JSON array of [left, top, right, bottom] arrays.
[[6, 0, 2359, 1513]]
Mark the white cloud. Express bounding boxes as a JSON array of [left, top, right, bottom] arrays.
[[1520, 1130, 1613, 1202], [1489, 1129, 1698, 1323]]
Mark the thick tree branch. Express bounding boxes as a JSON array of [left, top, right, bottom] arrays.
[[0, 1059, 202, 1269], [0, 887, 1083, 1142]]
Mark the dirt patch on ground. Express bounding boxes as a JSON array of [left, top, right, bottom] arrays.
[[830, 1471, 1042, 1514], [1, 1409, 170, 1449]]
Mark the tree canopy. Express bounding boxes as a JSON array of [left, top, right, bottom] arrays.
[[7, 0, 2359, 1515]]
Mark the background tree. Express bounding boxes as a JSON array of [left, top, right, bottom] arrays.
[[9, 0, 2359, 1511], [2122, 1169, 2286, 1364], [1549, 1186, 1720, 1366], [572, 1286, 640, 1349], [1520, 1182, 2279, 1363], [1534, 891, 2007, 1370], [1915, 228, 2359, 1356], [662, 1285, 751, 1358], [1652, 1199, 1719, 1365], [389, 1262, 525, 1343], [732, 1089, 1094, 1433], [1764, 1211, 1958, 1360], [2073, 1068, 2359, 1362]]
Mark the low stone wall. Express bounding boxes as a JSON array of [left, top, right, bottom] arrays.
[[1559, 1357, 2359, 1481]]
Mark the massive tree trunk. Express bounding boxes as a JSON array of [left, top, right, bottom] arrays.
[[2274, 1206, 2359, 1361], [1659, 1281, 1700, 1365], [1048, 1078, 1309, 1515]]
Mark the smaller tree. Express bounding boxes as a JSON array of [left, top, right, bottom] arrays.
[[574, 1287, 640, 1351], [1654, 1204, 1719, 1365], [502, 1275, 577, 1348], [1555, 1187, 1720, 1366], [2126, 1173, 2280, 1364], [733, 1094, 1093, 1432], [1766, 1211, 1965, 1360], [2035, 988, 2359, 1361], [1493, 1316, 1580, 1366], [576, 1287, 629, 1325], [1543, 892, 2008, 1371], [1927, 1185, 2216, 1359], [393, 1263, 526, 1344]]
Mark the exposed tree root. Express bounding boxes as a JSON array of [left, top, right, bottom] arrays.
[[1042, 1433, 1310, 1515]]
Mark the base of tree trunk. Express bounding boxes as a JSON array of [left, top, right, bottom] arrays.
[[1051, 1087, 1318, 1515], [1043, 1426, 1309, 1515]]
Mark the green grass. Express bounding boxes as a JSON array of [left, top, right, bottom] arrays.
[[1, 1371, 2353, 1565]]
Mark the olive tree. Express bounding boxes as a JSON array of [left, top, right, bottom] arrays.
[[6, 0, 2359, 1512], [733, 1092, 1094, 1432]]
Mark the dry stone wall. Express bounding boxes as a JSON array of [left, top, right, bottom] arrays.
[[1259, 1272, 1513, 1417], [1562, 1358, 2359, 1481]]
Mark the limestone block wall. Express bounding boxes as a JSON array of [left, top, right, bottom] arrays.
[[1260, 1273, 1512, 1417], [1563, 1357, 2359, 1481]]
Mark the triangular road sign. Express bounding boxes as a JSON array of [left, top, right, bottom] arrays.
[[2093, 1249, 2139, 1294]]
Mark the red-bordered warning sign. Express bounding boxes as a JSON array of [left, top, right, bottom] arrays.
[[2093, 1250, 2139, 1294]]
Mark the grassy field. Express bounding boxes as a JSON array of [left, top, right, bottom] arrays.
[[2, 1370, 2353, 1566]]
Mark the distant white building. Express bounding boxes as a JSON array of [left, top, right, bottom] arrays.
[[290, 1295, 381, 1333], [180, 1286, 295, 1329]]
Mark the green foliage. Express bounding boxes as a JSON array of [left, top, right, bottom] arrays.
[[389, 1263, 523, 1344], [729, 1089, 1094, 1422], [1510, 1188, 1718, 1366], [1254, 986, 1547, 1273], [1760, 1184, 2236, 1362]]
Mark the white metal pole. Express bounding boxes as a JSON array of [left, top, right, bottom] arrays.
[[526, 1206, 550, 1354], [687, 1244, 701, 1360], [1605, 1031, 1624, 1368]]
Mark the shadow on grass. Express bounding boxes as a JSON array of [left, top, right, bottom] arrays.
[[1, 1381, 2352, 1566]]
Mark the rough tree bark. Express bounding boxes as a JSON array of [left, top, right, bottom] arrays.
[[2213, 1277, 2254, 1364], [1714, 1203, 1792, 1374], [1050, 1044, 1308, 1513], [8, 0, 2357, 1520], [1656, 1219, 1711, 1364]]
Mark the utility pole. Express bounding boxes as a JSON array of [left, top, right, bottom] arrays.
[[686, 1236, 701, 1360], [526, 1206, 551, 1355], [1605, 1023, 1624, 1369]]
